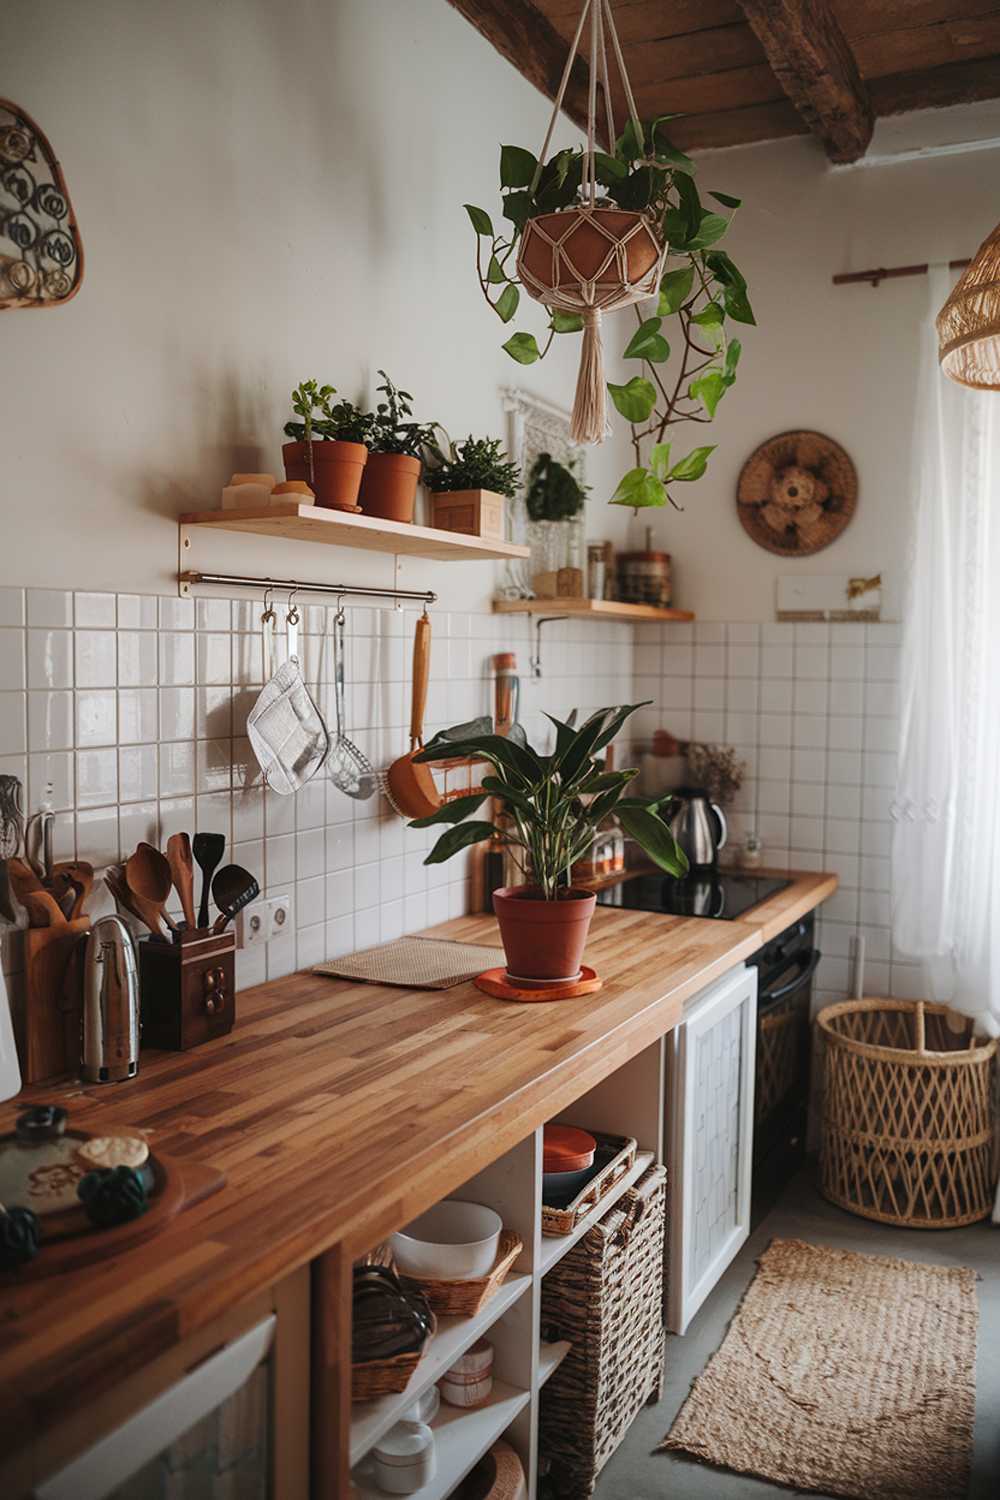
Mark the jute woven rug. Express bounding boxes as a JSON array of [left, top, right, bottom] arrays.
[[662, 1238, 977, 1500]]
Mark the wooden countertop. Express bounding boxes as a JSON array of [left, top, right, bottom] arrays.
[[0, 874, 833, 1456]]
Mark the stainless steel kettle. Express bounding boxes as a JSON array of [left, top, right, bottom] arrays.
[[667, 788, 728, 868], [82, 915, 140, 1083]]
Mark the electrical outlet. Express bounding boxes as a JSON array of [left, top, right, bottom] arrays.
[[267, 894, 292, 941], [236, 901, 267, 949]]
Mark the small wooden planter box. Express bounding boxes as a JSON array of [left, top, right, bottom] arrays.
[[430, 488, 506, 541]]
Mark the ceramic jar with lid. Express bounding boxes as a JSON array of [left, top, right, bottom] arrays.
[[440, 1337, 494, 1408], [372, 1420, 436, 1495]]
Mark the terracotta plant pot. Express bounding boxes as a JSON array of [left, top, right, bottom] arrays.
[[492, 886, 597, 982], [360, 452, 421, 524], [282, 440, 367, 512]]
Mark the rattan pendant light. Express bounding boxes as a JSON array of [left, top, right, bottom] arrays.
[[937, 219, 1000, 389], [516, 0, 666, 443]]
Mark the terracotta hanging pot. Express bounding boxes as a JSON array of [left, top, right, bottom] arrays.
[[492, 885, 596, 981], [360, 452, 421, 524], [282, 440, 367, 512]]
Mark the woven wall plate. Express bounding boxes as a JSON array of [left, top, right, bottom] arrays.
[[737, 430, 857, 557], [0, 98, 83, 310]]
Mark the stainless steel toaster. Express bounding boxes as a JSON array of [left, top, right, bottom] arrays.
[[82, 915, 140, 1083]]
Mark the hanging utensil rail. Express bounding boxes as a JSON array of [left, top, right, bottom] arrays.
[[179, 570, 436, 607]]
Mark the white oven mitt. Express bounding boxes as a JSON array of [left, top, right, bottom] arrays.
[[247, 658, 329, 795]]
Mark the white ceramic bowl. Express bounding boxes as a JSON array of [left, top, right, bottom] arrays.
[[391, 1200, 502, 1281]]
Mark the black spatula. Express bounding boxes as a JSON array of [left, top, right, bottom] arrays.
[[193, 831, 226, 930], [211, 864, 260, 933]]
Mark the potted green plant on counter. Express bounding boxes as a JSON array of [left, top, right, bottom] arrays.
[[424, 433, 521, 540], [359, 372, 436, 524], [410, 704, 687, 983], [282, 380, 373, 512]]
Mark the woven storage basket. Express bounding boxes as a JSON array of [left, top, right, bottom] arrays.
[[541, 1133, 637, 1237], [818, 997, 998, 1228], [539, 1163, 666, 1496], [398, 1232, 522, 1318]]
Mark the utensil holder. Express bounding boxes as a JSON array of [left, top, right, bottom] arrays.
[[15, 917, 90, 1083], [139, 927, 236, 1051]]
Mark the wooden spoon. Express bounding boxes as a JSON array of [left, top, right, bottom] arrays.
[[48, 861, 94, 921], [106, 864, 167, 940], [386, 614, 441, 820], [125, 843, 180, 934], [19, 889, 66, 928], [166, 833, 196, 928]]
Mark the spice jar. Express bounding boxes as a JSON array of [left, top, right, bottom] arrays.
[[372, 1421, 436, 1495]]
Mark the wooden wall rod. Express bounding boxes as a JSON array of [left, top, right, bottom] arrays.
[[833, 258, 969, 288]]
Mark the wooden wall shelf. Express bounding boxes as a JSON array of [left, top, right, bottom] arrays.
[[179, 505, 530, 563], [492, 597, 694, 623]]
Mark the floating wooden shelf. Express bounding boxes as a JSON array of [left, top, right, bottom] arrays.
[[179, 505, 530, 562], [493, 597, 694, 622]]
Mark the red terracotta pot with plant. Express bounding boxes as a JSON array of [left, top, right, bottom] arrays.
[[282, 380, 372, 512], [359, 372, 435, 525], [408, 703, 688, 984]]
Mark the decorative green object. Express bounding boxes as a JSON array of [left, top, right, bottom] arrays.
[[368, 371, 436, 460], [425, 434, 521, 499], [283, 380, 375, 448], [525, 453, 588, 522], [410, 703, 687, 902], [464, 122, 754, 512], [0, 1204, 40, 1270], [78, 1165, 148, 1229]]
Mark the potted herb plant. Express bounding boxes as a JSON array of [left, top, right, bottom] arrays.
[[359, 372, 436, 525], [424, 433, 521, 540], [410, 704, 687, 982], [282, 380, 373, 512]]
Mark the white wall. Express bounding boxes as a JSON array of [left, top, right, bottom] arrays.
[[0, 0, 635, 605], [621, 116, 1000, 620]]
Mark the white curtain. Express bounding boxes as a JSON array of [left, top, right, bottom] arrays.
[[893, 267, 1000, 1041]]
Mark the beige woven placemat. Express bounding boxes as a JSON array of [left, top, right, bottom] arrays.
[[662, 1237, 977, 1500], [313, 936, 504, 990]]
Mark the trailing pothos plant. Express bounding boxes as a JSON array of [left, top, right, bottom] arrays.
[[464, 118, 755, 512], [409, 703, 688, 901]]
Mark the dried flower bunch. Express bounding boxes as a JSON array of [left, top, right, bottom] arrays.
[[686, 742, 746, 806]]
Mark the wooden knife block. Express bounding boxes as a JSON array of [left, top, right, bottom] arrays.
[[17, 917, 91, 1084], [139, 927, 236, 1051]]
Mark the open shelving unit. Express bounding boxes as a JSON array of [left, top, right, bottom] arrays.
[[180, 504, 530, 563], [537, 1340, 572, 1389], [493, 596, 694, 623]]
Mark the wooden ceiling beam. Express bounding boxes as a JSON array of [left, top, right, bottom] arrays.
[[736, 0, 875, 162], [870, 53, 1000, 114], [446, 0, 595, 138]]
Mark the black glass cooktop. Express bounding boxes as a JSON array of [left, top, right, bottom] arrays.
[[598, 871, 791, 921]]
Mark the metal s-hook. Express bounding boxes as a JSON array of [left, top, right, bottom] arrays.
[[261, 585, 277, 626], [285, 586, 300, 626]]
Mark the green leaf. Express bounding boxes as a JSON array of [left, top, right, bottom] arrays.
[[649, 118, 694, 173], [609, 467, 667, 509], [674, 173, 703, 242], [557, 711, 613, 785], [689, 370, 729, 419], [590, 702, 650, 754], [617, 805, 688, 876], [500, 144, 537, 189], [705, 249, 746, 290], [709, 190, 742, 209], [725, 338, 742, 378], [408, 793, 488, 828], [502, 331, 541, 364], [687, 212, 729, 250], [616, 116, 644, 162], [623, 318, 670, 363], [723, 283, 756, 325], [424, 821, 497, 865], [607, 376, 657, 423], [550, 308, 584, 334], [542, 713, 579, 761], [658, 266, 694, 315], [415, 732, 541, 784], [495, 284, 519, 323], [486, 254, 506, 284], [670, 445, 715, 482], [464, 204, 493, 236], [692, 301, 724, 328], [480, 776, 535, 817], [502, 190, 533, 233], [594, 150, 628, 182], [650, 442, 672, 481]]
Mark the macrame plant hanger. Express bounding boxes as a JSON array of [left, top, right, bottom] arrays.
[[516, 0, 666, 444]]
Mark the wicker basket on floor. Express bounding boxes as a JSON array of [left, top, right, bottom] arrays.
[[539, 1163, 666, 1497], [818, 997, 998, 1228]]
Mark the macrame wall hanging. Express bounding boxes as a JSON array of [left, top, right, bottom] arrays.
[[0, 99, 83, 310], [515, 0, 666, 445]]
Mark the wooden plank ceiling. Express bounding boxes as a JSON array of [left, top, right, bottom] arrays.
[[448, 0, 1000, 162]]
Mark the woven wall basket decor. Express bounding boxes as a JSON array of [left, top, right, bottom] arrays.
[[516, 0, 667, 445], [0, 99, 83, 310], [937, 218, 1000, 389], [736, 430, 857, 557]]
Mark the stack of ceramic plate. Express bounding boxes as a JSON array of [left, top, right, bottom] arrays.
[[542, 1125, 597, 1204]]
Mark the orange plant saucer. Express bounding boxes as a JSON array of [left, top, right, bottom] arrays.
[[474, 965, 603, 1003]]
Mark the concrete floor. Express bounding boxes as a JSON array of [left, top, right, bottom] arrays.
[[596, 1165, 1000, 1500]]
